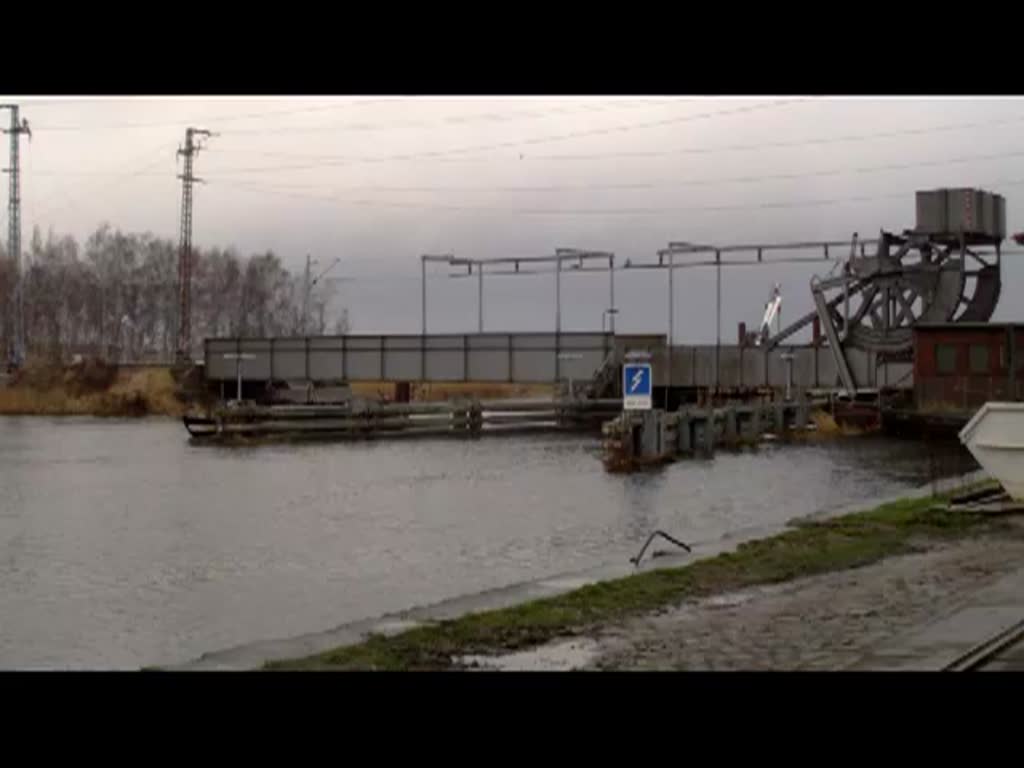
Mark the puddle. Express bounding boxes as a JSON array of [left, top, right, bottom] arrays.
[[703, 592, 756, 609], [371, 620, 424, 637], [460, 639, 601, 672]]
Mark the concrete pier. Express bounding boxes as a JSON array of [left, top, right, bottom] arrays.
[[185, 397, 623, 442], [602, 400, 810, 471]]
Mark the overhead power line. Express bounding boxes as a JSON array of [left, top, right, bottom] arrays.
[[28, 97, 689, 134], [29, 101, 391, 132], [207, 173, 1024, 217], [29, 117, 1024, 196], [207, 146, 1024, 194], [195, 111, 1024, 168], [217, 98, 716, 137], [527, 113, 1024, 161], [198, 99, 809, 174], [30, 142, 174, 224]]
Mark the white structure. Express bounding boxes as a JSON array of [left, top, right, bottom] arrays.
[[959, 402, 1024, 501], [756, 283, 782, 346]]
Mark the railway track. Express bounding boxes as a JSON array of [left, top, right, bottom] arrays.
[[942, 618, 1024, 671]]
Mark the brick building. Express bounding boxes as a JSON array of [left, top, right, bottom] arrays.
[[913, 323, 1024, 413]]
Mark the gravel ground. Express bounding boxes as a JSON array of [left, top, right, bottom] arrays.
[[590, 521, 1024, 671], [466, 518, 1024, 671]]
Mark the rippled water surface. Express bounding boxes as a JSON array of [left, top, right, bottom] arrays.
[[0, 416, 971, 669]]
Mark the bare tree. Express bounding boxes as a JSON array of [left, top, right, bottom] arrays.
[[4, 225, 350, 364]]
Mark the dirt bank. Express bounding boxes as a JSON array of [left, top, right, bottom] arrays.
[[0, 360, 186, 417]]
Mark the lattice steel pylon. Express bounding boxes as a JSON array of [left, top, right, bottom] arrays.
[[175, 126, 213, 363], [2, 104, 30, 367]]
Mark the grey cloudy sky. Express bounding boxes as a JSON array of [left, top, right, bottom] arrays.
[[3, 96, 1023, 339]]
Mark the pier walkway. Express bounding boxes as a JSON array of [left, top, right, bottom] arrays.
[[849, 562, 1024, 671]]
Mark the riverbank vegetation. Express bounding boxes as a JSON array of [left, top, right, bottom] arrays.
[[268, 484, 1003, 670], [0, 225, 349, 366], [0, 360, 185, 417]]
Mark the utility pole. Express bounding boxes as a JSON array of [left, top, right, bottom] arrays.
[[477, 262, 484, 333], [2, 104, 30, 367], [303, 254, 312, 335], [175, 126, 213, 363]]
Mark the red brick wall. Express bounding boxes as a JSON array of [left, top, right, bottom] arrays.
[[913, 326, 1024, 410]]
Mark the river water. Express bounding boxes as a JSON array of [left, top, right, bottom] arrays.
[[0, 416, 972, 669]]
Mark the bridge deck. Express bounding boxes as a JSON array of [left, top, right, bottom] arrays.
[[205, 333, 655, 385], [203, 333, 912, 392]]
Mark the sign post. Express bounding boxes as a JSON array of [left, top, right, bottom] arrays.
[[622, 356, 653, 411], [223, 353, 256, 404]]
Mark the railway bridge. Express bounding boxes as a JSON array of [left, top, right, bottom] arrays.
[[202, 330, 907, 404]]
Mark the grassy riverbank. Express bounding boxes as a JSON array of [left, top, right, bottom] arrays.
[[0, 362, 185, 417], [268, 483, 1002, 670]]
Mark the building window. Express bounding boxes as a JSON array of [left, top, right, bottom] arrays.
[[935, 343, 957, 374], [969, 344, 990, 374]]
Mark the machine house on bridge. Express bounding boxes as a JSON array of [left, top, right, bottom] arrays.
[[914, 323, 1024, 414]]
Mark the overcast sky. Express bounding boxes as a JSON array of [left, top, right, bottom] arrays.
[[3, 96, 1022, 339]]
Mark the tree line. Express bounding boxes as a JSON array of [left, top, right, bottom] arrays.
[[0, 225, 348, 364]]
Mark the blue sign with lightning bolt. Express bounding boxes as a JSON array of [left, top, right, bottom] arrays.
[[622, 363, 652, 410]]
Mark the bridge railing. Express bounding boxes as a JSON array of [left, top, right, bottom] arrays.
[[204, 332, 617, 385]]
